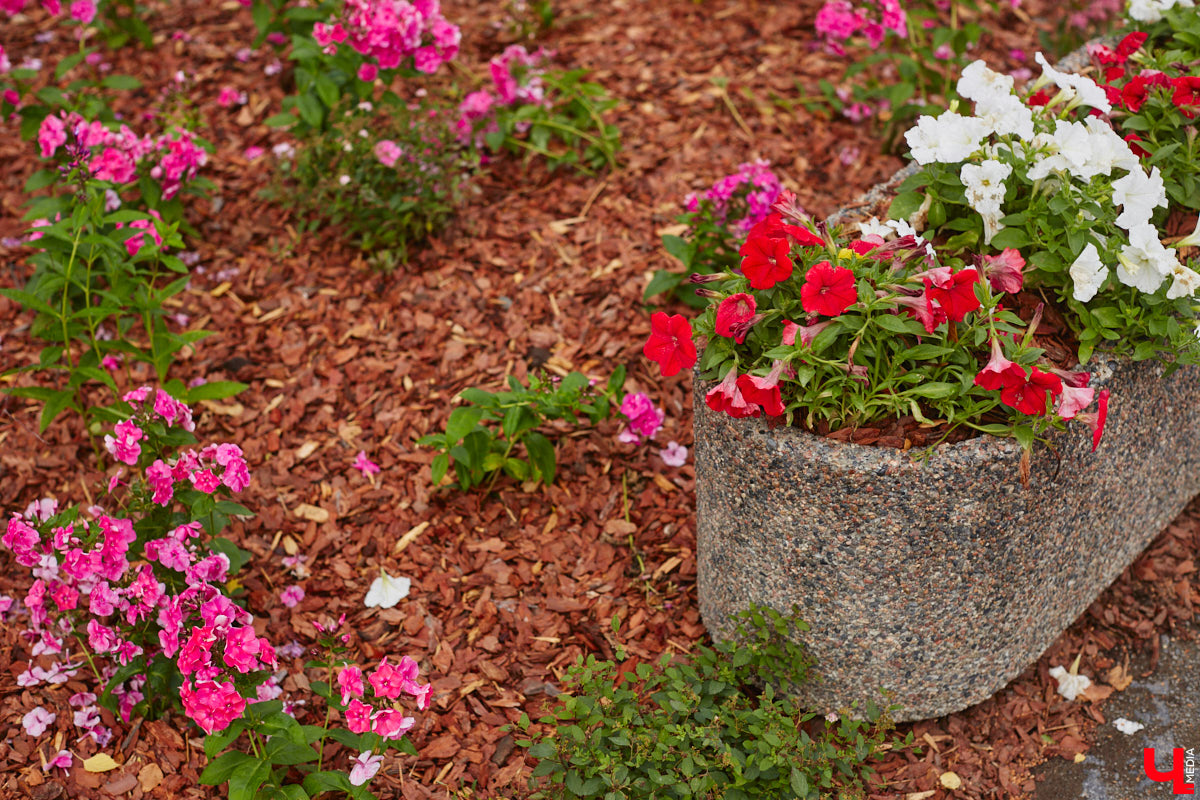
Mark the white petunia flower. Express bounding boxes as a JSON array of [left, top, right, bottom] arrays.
[[364, 569, 411, 609], [957, 60, 1015, 106], [961, 159, 1012, 245], [1176, 214, 1200, 249], [1070, 243, 1108, 302], [858, 217, 894, 239], [977, 93, 1035, 141], [1128, 0, 1194, 22], [1033, 52, 1113, 114], [1117, 224, 1174, 293], [1113, 167, 1168, 231], [903, 112, 991, 165], [1165, 262, 1200, 300], [1113, 718, 1145, 735], [1049, 665, 1092, 701]]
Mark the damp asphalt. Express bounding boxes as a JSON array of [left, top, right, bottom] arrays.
[[1033, 623, 1200, 800]]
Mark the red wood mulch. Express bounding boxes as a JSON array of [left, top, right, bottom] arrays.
[[1, 1, 1198, 798]]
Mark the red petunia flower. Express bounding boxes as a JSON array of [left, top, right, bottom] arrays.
[[747, 212, 825, 248], [1172, 76, 1200, 119], [714, 293, 757, 343], [1124, 133, 1150, 159], [738, 235, 794, 290], [736, 373, 785, 417], [974, 337, 1027, 392], [924, 268, 981, 323], [705, 370, 759, 419], [1076, 389, 1110, 451], [1000, 366, 1063, 416], [980, 249, 1025, 295], [643, 312, 697, 377], [1117, 31, 1147, 60], [800, 261, 857, 317]]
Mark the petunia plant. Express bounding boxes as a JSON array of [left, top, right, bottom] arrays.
[[643, 199, 1109, 452], [891, 56, 1200, 366]]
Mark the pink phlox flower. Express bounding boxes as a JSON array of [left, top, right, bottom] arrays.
[[349, 751, 385, 787], [146, 459, 175, 506], [22, 707, 56, 737], [156, 598, 185, 657], [216, 86, 245, 107], [345, 698, 374, 734], [69, 692, 97, 707], [43, 749, 72, 773], [122, 385, 151, 403], [177, 626, 217, 675], [338, 665, 366, 705], [145, 536, 192, 572], [171, 521, 203, 542], [3, 517, 43, 567], [24, 497, 58, 522], [88, 581, 119, 616], [371, 709, 415, 740], [87, 619, 120, 654], [282, 553, 310, 578], [374, 140, 402, 167], [280, 585, 305, 608], [115, 216, 163, 257], [189, 468, 220, 493], [171, 450, 200, 482], [73, 705, 100, 729], [659, 441, 688, 467], [186, 552, 231, 586], [37, 114, 66, 158], [618, 392, 665, 444], [180, 679, 246, 734], [49, 582, 79, 611], [103, 419, 144, 465], [353, 450, 381, 477], [223, 625, 263, 673], [199, 593, 249, 631]]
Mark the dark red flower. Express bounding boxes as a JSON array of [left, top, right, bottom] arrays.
[[974, 338, 1026, 392], [738, 235, 793, 290], [980, 249, 1025, 294], [1172, 76, 1200, 119], [1027, 89, 1054, 107], [924, 268, 981, 323], [747, 212, 825, 248], [1120, 76, 1151, 112], [714, 293, 757, 343], [1117, 31, 1147, 59], [1124, 133, 1150, 159], [800, 261, 857, 317], [643, 312, 697, 377], [1077, 389, 1110, 451], [1000, 366, 1063, 416], [705, 370, 759, 419], [736, 373, 785, 417]]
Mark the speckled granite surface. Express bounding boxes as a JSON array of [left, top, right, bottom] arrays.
[[695, 357, 1200, 721]]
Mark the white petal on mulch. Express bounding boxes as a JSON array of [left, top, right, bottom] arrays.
[[1113, 718, 1145, 735], [364, 570, 411, 609], [1049, 665, 1092, 701]]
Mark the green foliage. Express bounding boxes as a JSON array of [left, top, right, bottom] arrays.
[[417, 367, 626, 491], [519, 607, 903, 800], [818, 0, 1020, 151], [485, 69, 622, 173], [2, 175, 239, 431], [1106, 7, 1200, 212], [646, 207, 753, 310], [274, 100, 474, 263]]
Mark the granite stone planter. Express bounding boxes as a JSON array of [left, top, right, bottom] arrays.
[[695, 357, 1200, 721]]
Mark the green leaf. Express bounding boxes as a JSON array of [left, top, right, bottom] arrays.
[[264, 112, 298, 129], [227, 758, 271, 800], [264, 737, 318, 766], [186, 381, 247, 402], [204, 723, 246, 758], [199, 751, 255, 786], [100, 74, 143, 90], [643, 269, 685, 300], [431, 453, 449, 485], [661, 234, 692, 268], [445, 406, 485, 444], [39, 390, 78, 432], [905, 382, 959, 399], [524, 431, 556, 485], [989, 227, 1031, 249], [887, 191, 925, 222]]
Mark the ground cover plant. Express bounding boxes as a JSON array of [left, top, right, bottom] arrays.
[[2, 0, 1200, 798]]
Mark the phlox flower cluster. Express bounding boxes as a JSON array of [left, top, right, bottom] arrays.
[[313, 0, 461, 76], [177, 594, 279, 733], [336, 656, 430, 742], [37, 111, 207, 200], [684, 160, 784, 237], [617, 392, 664, 444], [455, 45, 551, 145], [904, 57, 1199, 303], [813, 0, 906, 55], [2, 390, 254, 738], [1, 0, 96, 24]]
